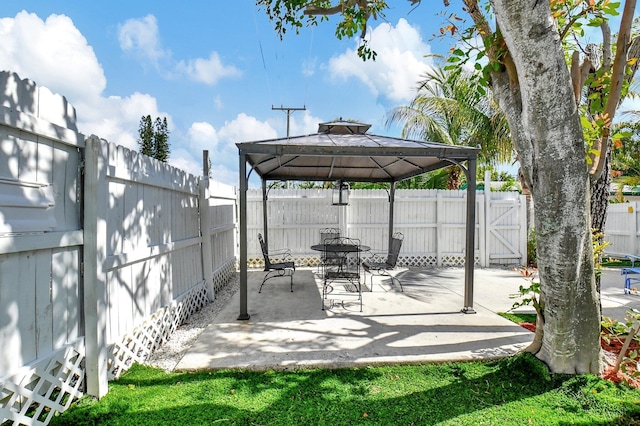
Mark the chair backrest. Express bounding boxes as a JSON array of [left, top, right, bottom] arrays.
[[257, 233, 272, 269], [324, 236, 361, 268], [320, 228, 340, 244], [386, 232, 404, 268], [320, 228, 341, 260]]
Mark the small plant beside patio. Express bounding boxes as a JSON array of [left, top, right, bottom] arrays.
[[510, 266, 544, 352], [602, 308, 640, 384], [51, 354, 640, 425]]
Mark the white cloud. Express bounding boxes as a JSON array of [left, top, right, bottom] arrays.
[[0, 11, 106, 104], [118, 14, 169, 64], [173, 114, 277, 186], [328, 18, 433, 102], [218, 113, 278, 144], [81, 92, 169, 151], [0, 11, 249, 189], [169, 148, 203, 178], [176, 52, 241, 85], [213, 95, 224, 110], [187, 121, 219, 152], [289, 110, 324, 136], [0, 12, 169, 152], [302, 56, 318, 77]]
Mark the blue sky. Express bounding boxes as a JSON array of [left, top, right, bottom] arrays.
[[0, 1, 470, 186], [3, 1, 629, 187]]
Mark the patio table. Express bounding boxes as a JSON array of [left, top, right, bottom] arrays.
[[310, 243, 370, 254]]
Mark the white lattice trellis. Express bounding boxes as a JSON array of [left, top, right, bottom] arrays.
[[0, 339, 85, 426], [108, 282, 209, 379], [212, 260, 236, 293]]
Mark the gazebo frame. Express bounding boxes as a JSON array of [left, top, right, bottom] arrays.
[[236, 120, 480, 320]]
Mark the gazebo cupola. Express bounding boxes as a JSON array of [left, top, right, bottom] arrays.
[[318, 118, 371, 135]]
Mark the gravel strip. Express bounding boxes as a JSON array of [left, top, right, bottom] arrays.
[[145, 274, 239, 372]]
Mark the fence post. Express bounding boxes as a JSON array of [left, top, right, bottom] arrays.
[[436, 191, 443, 266], [483, 171, 491, 267], [199, 177, 214, 301], [200, 150, 214, 300], [519, 194, 528, 266], [82, 136, 109, 398], [633, 201, 639, 256]]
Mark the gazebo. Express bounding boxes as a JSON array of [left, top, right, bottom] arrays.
[[236, 119, 480, 320]]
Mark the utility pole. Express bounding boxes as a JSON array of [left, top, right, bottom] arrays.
[[272, 105, 306, 137], [272, 105, 305, 189]]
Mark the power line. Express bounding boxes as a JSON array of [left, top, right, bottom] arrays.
[[253, 7, 274, 105]]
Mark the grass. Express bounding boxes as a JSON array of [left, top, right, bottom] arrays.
[[51, 354, 640, 426], [601, 258, 634, 268], [498, 312, 537, 324]]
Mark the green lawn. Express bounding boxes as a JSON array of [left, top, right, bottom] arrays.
[[52, 354, 640, 425]]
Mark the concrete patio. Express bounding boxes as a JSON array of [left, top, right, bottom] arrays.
[[176, 267, 639, 371]]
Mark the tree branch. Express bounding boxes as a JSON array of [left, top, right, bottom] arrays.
[[304, 1, 351, 16], [559, 5, 594, 40], [601, 21, 612, 72], [589, 0, 637, 179], [571, 51, 581, 103]]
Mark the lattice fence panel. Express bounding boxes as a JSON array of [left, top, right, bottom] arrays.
[[249, 255, 480, 270], [0, 340, 85, 426], [212, 260, 236, 293], [108, 282, 209, 379]]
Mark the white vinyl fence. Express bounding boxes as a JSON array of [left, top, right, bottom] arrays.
[[0, 71, 236, 425], [604, 202, 640, 256], [246, 187, 528, 268]]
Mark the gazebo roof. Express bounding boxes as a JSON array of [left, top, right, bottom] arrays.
[[236, 120, 480, 183]]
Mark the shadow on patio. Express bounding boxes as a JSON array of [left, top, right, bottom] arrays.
[[176, 268, 535, 371]]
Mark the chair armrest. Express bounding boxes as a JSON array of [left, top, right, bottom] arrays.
[[267, 248, 293, 263], [362, 249, 387, 263]]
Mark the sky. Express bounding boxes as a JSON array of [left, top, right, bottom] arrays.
[[1, 1, 634, 187], [0, 1, 470, 186]]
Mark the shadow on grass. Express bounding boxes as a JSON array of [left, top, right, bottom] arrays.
[[51, 354, 640, 426]]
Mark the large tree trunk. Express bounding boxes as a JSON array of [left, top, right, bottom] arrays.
[[490, 0, 601, 374]]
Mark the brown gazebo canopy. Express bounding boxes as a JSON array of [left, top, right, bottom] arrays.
[[236, 119, 480, 319]]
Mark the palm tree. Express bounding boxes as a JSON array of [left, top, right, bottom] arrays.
[[386, 66, 513, 189]]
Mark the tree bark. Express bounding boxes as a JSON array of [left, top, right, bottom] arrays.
[[490, 0, 601, 374]]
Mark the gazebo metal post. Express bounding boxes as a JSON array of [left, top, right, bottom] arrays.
[[262, 178, 269, 252], [388, 181, 396, 253], [238, 151, 250, 320], [462, 158, 477, 314]]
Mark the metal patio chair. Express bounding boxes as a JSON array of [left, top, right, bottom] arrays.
[[257, 233, 295, 293], [362, 232, 404, 292], [321, 236, 363, 311], [319, 228, 342, 271]]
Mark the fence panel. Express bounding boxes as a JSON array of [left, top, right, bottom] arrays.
[[87, 140, 209, 381], [202, 179, 237, 294], [604, 202, 640, 256], [0, 71, 85, 425], [486, 191, 527, 265], [246, 187, 525, 268]]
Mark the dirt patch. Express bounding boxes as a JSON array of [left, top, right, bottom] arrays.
[[519, 322, 640, 388]]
